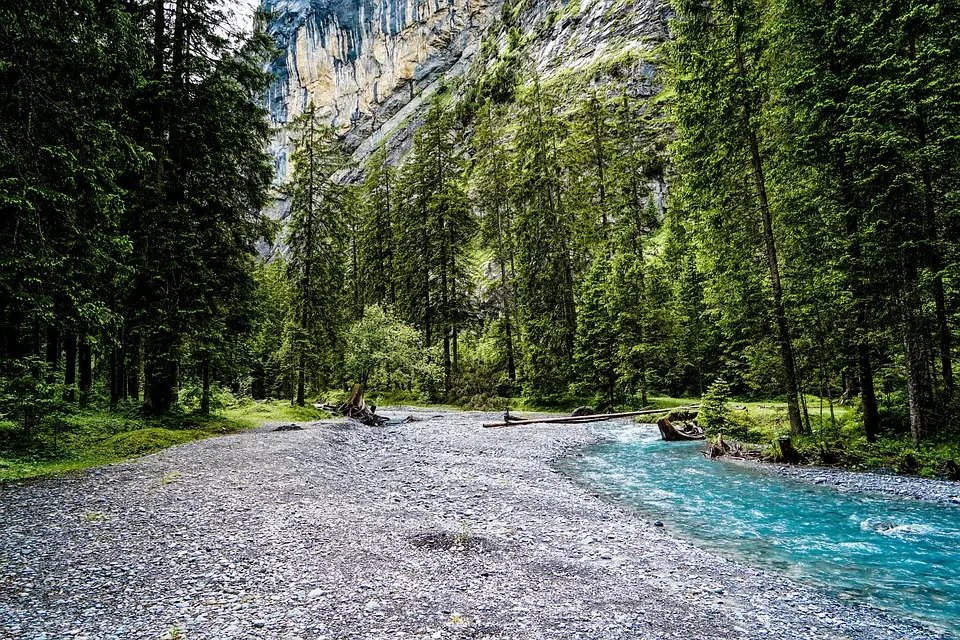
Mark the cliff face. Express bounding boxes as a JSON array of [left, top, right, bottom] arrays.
[[264, 0, 498, 180], [263, 0, 667, 181]]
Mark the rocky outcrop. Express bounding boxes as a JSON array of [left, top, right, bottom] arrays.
[[263, 0, 499, 181], [263, 0, 668, 182]]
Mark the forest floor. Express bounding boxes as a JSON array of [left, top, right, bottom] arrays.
[[646, 396, 960, 477], [0, 409, 946, 640], [0, 401, 329, 483]]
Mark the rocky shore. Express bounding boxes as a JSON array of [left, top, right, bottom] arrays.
[[767, 463, 960, 505], [0, 409, 948, 639]]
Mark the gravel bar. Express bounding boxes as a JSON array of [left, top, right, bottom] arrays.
[[0, 409, 948, 640], [764, 464, 960, 505]]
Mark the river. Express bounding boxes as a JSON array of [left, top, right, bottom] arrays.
[[563, 422, 960, 637]]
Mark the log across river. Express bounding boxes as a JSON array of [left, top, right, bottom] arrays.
[[561, 421, 960, 637]]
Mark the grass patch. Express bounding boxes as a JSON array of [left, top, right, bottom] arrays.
[[221, 398, 331, 427], [103, 428, 208, 458], [0, 399, 320, 483]]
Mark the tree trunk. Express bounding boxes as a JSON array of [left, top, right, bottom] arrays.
[[296, 349, 306, 407], [45, 326, 59, 388], [440, 220, 451, 393], [78, 338, 92, 407], [732, 34, 802, 435], [200, 359, 211, 414], [116, 339, 126, 402], [127, 334, 140, 401], [64, 333, 77, 403], [109, 346, 119, 408], [746, 131, 803, 435], [899, 250, 929, 446], [143, 329, 177, 414], [910, 38, 953, 400], [144, 360, 176, 413]]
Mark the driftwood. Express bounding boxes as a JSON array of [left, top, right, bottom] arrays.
[[656, 418, 705, 441], [482, 405, 701, 428], [705, 433, 768, 461], [336, 384, 389, 426]]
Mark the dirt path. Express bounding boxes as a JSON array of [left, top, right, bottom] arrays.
[[0, 409, 941, 640]]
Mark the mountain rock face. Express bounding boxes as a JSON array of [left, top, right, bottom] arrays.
[[263, 0, 668, 181]]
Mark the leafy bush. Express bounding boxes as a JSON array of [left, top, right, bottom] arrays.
[[344, 307, 443, 402], [0, 356, 63, 439], [178, 383, 237, 413]]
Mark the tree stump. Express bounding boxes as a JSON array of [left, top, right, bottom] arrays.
[[776, 436, 799, 464]]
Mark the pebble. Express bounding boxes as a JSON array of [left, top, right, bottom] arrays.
[[0, 409, 945, 640]]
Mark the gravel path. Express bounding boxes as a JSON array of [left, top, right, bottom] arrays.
[[0, 409, 947, 640]]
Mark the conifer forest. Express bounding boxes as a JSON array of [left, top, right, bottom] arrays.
[[4, 0, 960, 469]]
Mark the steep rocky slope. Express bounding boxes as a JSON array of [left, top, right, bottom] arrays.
[[263, 0, 668, 184]]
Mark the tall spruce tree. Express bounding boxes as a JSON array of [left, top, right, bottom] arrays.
[[511, 73, 578, 402], [285, 103, 349, 406], [471, 100, 518, 381], [667, 0, 805, 433]]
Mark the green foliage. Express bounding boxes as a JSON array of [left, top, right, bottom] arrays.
[[699, 378, 731, 433], [343, 306, 442, 401], [0, 408, 249, 483], [7, 0, 960, 481], [285, 104, 351, 403]]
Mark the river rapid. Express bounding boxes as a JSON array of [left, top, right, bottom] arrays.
[[563, 422, 960, 637]]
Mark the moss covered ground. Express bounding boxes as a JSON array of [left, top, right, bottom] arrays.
[[0, 400, 331, 483]]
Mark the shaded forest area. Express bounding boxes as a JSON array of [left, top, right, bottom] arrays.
[[3, 0, 960, 473]]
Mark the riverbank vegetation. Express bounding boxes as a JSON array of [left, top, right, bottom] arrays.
[[0, 398, 327, 482], [4, 0, 960, 480]]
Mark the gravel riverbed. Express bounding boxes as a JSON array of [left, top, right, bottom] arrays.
[[766, 464, 960, 505], [0, 409, 949, 640]]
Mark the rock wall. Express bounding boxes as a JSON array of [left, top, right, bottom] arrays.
[[263, 0, 667, 180], [263, 0, 499, 182]]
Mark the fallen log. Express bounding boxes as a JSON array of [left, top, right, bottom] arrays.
[[482, 405, 701, 428], [656, 418, 705, 441]]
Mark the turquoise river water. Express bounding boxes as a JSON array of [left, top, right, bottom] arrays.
[[563, 422, 960, 637]]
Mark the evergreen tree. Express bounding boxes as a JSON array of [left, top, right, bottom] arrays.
[[471, 100, 518, 381], [667, 0, 805, 433], [285, 103, 349, 406], [358, 145, 397, 309], [393, 93, 475, 394], [511, 73, 578, 401]]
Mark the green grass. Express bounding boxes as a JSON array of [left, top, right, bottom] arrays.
[[0, 399, 334, 483], [221, 398, 331, 427], [645, 396, 959, 478]]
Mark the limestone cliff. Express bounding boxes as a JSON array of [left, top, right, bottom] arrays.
[[264, 0, 499, 181], [263, 0, 667, 183]]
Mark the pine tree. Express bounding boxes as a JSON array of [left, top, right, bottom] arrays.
[[511, 73, 578, 402], [573, 253, 618, 406], [285, 103, 350, 406], [667, 0, 805, 433], [471, 100, 518, 381], [393, 93, 474, 393], [358, 145, 397, 309]]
